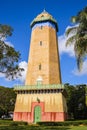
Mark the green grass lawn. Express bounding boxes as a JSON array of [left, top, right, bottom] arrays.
[[70, 126, 87, 130], [0, 120, 87, 130], [0, 125, 87, 130]]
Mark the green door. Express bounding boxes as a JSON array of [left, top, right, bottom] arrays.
[[34, 106, 41, 123]]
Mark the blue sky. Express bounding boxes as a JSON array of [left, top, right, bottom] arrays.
[[0, 0, 87, 87]]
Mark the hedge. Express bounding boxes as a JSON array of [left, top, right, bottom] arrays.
[[37, 120, 87, 126], [0, 120, 28, 126]]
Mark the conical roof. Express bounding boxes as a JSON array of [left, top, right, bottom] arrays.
[[30, 10, 58, 31]]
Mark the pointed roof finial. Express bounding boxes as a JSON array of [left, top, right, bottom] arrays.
[[30, 10, 58, 31], [43, 8, 46, 13]]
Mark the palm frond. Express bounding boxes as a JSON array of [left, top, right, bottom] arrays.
[[79, 10, 87, 21], [66, 35, 76, 47], [77, 56, 83, 71], [71, 16, 77, 23], [66, 26, 78, 36], [75, 39, 85, 55], [83, 34, 87, 39], [66, 6, 87, 71], [74, 39, 87, 71]]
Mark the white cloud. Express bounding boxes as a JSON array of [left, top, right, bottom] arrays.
[[0, 61, 28, 82], [58, 24, 87, 77], [18, 61, 28, 82], [0, 73, 5, 78], [58, 34, 75, 57], [0, 34, 5, 41], [65, 24, 79, 32], [72, 59, 87, 76], [58, 25, 78, 57], [0, 35, 14, 47], [5, 41, 14, 47]]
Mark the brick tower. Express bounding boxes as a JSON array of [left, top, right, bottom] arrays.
[[14, 10, 67, 123], [25, 10, 61, 85]]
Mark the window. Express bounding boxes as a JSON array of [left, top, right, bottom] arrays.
[[40, 25, 43, 29], [41, 15, 44, 17], [39, 64, 41, 70], [40, 41, 42, 46]]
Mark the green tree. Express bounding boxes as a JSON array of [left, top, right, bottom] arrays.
[[65, 83, 75, 119], [0, 24, 23, 79], [75, 85, 87, 119], [65, 6, 87, 71], [0, 86, 16, 117], [65, 84, 87, 119]]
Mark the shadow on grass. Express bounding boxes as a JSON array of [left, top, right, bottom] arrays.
[[0, 126, 70, 130]]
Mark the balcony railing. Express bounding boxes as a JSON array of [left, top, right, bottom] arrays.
[[14, 84, 64, 91]]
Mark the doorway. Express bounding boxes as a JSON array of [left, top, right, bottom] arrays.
[[34, 106, 41, 123]]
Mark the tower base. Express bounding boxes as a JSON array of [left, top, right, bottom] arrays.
[[14, 84, 67, 123], [14, 111, 67, 123]]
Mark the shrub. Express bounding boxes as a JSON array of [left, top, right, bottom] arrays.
[[10, 122, 19, 126]]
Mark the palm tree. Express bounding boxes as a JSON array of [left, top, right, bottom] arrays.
[[66, 6, 87, 71]]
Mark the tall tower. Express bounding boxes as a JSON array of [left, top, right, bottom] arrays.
[[14, 10, 67, 123], [25, 10, 61, 85]]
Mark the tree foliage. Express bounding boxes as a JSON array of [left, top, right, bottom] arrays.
[[0, 86, 16, 117], [0, 24, 24, 79], [65, 83, 87, 119], [66, 6, 87, 71]]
